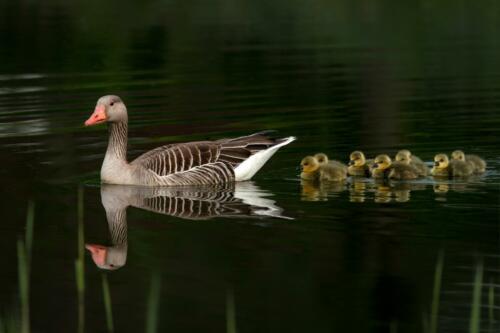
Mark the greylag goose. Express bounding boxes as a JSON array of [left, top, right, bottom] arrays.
[[84, 95, 295, 186], [394, 149, 429, 176], [451, 150, 486, 174], [347, 150, 373, 177], [431, 153, 473, 177], [371, 154, 419, 180], [299, 153, 347, 182]]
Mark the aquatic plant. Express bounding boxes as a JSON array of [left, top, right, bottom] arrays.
[[102, 274, 114, 333], [146, 273, 161, 333], [469, 259, 483, 333], [75, 186, 85, 333]]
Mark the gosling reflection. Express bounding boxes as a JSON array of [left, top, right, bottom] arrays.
[[432, 179, 476, 202], [301, 178, 431, 203], [87, 182, 290, 270], [300, 179, 346, 201]]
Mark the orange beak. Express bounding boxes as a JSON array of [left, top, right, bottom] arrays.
[[84, 105, 107, 126], [85, 244, 108, 267]]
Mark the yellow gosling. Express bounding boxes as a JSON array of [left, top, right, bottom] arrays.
[[347, 151, 372, 177], [395, 149, 429, 176], [431, 153, 473, 178], [451, 150, 486, 174], [300, 154, 347, 182], [371, 154, 418, 180]]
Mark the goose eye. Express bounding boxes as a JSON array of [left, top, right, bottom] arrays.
[[110, 102, 115, 106]]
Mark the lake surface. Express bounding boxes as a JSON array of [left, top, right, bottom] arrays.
[[1, 1, 499, 332]]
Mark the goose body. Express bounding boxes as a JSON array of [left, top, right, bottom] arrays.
[[85, 95, 295, 186]]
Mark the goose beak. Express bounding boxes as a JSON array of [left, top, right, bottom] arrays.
[[85, 244, 107, 267], [85, 105, 107, 126]]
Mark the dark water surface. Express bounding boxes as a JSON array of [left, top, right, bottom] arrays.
[[1, 1, 500, 332]]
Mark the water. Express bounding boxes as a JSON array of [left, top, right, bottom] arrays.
[[1, 1, 500, 332]]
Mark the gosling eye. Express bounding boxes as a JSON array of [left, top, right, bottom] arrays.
[[304, 163, 309, 166], [440, 159, 444, 162]]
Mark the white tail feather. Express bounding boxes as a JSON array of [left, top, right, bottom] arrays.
[[234, 136, 295, 181]]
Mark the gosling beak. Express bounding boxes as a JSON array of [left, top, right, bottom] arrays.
[[434, 161, 439, 166], [348, 160, 355, 166], [372, 163, 379, 169]]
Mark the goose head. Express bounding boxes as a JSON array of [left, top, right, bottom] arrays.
[[451, 150, 465, 161], [85, 243, 127, 270], [372, 154, 392, 171], [348, 150, 366, 166], [395, 149, 412, 165], [313, 153, 329, 166], [433, 153, 449, 169], [84, 95, 128, 126], [300, 156, 320, 173]]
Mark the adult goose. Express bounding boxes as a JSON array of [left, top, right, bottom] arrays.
[[85, 95, 295, 186]]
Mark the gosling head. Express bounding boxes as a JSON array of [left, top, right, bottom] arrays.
[[313, 153, 329, 166], [395, 149, 412, 165], [434, 153, 449, 169], [372, 154, 392, 171], [300, 156, 320, 173], [451, 150, 465, 161], [348, 150, 366, 166]]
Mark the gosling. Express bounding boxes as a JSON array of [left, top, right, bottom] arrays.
[[371, 154, 419, 180], [431, 153, 473, 178], [300, 154, 347, 182], [451, 150, 486, 174], [347, 151, 373, 177], [395, 149, 429, 176]]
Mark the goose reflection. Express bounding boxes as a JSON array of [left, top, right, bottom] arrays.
[[86, 182, 290, 270]]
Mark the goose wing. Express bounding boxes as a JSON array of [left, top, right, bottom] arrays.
[[130, 132, 290, 185], [131, 141, 234, 185], [217, 131, 286, 167]]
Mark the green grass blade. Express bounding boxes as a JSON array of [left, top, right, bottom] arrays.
[[102, 274, 114, 333], [422, 311, 429, 333], [389, 320, 398, 333], [77, 186, 85, 261], [75, 259, 85, 333], [488, 278, 494, 331], [145, 273, 161, 333], [469, 259, 483, 333], [226, 288, 237, 333], [17, 240, 29, 333], [25, 201, 35, 270], [430, 251, 444, 333], [76, 187, 86, 333]]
